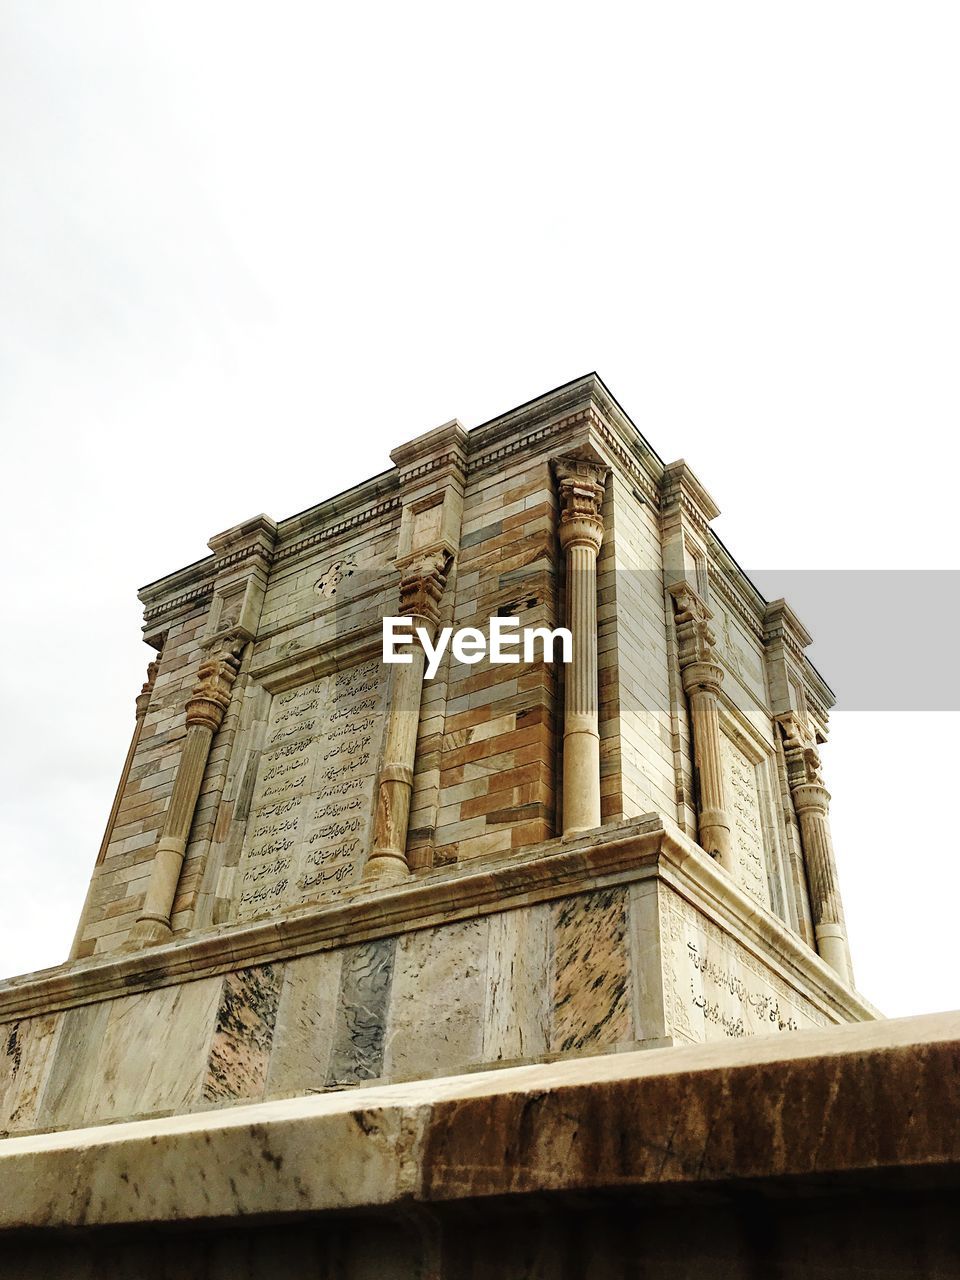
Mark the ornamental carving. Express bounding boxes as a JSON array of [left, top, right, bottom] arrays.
[[398, 550, 453, 630], [776, 712, 824, 788], [135, 656, 161, 720], [185, 638, 245, 732], [553, 456, 608, 552], [668, 582, 717, 668], [315, 559, 356, 600]]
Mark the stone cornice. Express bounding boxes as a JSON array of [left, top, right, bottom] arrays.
[[139, 484, 402, 628], [0, 816, 876, 1026], [467, 374, 664, 503], [763, 597, 813, 652], [660, 460, 721, 527], [273, 494, 402, 569], [389, 419, 468, 482]]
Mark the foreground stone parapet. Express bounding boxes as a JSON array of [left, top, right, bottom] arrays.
[[0, 1011, 957, 1276]]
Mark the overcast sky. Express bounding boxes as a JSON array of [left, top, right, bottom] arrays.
[[1, 4, 957, 1017]]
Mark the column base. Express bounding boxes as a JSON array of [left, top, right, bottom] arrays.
[[562, 729, 601, 836], [126, 915, 173, 948], [362, 851, 411, 885], [816, 923, 851, 985]]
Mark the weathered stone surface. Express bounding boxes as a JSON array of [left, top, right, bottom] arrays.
[[384, 918, 487, 1080], [265, 950, 343, 1096], [0, 376, 878, 1227], [327, 937, 397, 1086], [202, 965, 282, 1103], [0, 1012, 59, 1133], [482, 904, 551, 1063], [550, 887, 632, 1053], [0, 1012, 956, 1255], [0, 819, 879, 1132]]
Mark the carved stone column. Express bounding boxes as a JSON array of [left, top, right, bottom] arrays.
[[669, 584, 734, 874], [364, 551, 452, 884], [554, 456, 608, 836], [69, 654, 160, 960], [130, 639, 243, 945], [779, 714, 852, 983]]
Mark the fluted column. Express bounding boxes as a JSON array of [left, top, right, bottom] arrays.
[[779, 716, 852, 983], [129, 639, 243, 946], [364, 551, 452, 884], [554, 456, 608, 836], [669, 584, 734, 873]]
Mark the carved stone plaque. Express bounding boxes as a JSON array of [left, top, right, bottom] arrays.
[[720, 732, 771, 908], [660, 889, 828, 1044], [232, 658, 385, 922]]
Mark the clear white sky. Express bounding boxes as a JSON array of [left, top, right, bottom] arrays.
[[1, 3, 957, 1016]]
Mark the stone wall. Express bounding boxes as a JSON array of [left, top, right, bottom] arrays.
[[1, 819, 873, 1136]]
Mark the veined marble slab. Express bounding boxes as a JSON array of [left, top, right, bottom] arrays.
[[384, 918, 487, 1081], [550, 888, 633, 1053], [327, 938, 396, 1087], [203, 965, 283, 1104], [265, 951, 343, 1097], [482, 905, 550, 1063], [0, 1012, 60, 1133]]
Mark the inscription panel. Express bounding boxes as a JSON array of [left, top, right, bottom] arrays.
[[232, 659, 385, 921], [720, 732, 771, 908], [660, 889, 829, 1045]]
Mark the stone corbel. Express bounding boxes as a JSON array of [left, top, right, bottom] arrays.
[[397, 548, 453, 637], [668, 582, 734, 874], [553, 452, 609, 837]]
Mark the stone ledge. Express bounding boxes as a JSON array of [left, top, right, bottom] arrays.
[[0, 1011, 955, 1232]]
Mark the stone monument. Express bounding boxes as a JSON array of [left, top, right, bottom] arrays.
[[1, 373, 872, 1135], [7, 376, 941, 1279]]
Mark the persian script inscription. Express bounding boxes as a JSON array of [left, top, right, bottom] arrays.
[[233, 659, 384, 922], [660, 891, 828, 1044], [719, 733, 771, 908]]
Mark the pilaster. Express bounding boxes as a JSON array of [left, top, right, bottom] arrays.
[[364, 420, 467, 883], [668, 582, 734, 874], [129, 516, 278, 946]]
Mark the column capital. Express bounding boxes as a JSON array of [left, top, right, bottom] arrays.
[[553, 454, 608, 553], [397, 549, 453, 632], [680, 659, 724, 697], [792, 781, 832, 816], [777, 712, 825, 789], [134, 656, 160, 720], [668, 582, 717, 668], [185, 638, 244, 732]]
